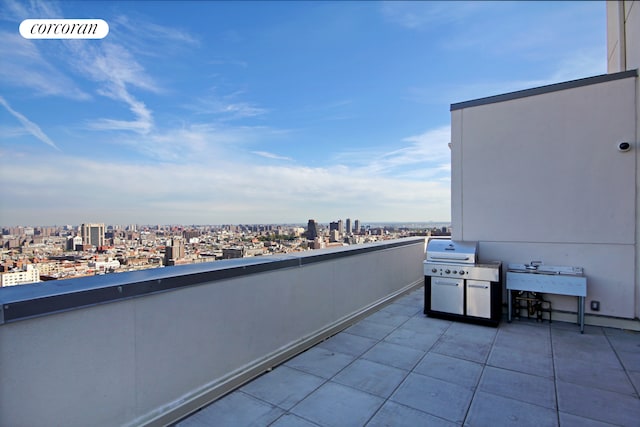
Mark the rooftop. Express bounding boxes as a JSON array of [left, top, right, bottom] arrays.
[[176, 287, 640, 427]]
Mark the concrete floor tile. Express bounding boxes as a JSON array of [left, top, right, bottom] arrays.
[[552, 333, 621, 368], [478, 366, 556, 409], [558, 412, 619, 427], [432, 335, 492, 363], [551, 322, 603, 335], [552, 345, 621, 369], [430, 322, 497, 363], [345, 320, 397, 340], [413, 352, 482, 389], [629, 370, 640, 394], [240, 365, 325, 410], [603, 329, 640, 353], [464, 391, 558, 427], [487, 345, 554, 378], [399, 315, 451, 334], [393, 292, 424, 309], [500, 320, 551, 337], [555, 356, 636, 395], [284, 347, 355, 379], [365, 310, 411, 328], [290, 382, 384, 427], [384, 327, 441, 352], [446, 321, 498, 344], [605, 328, 640, 354], [316, 332, 378, 357], [333, 359, 408, 398], [618, 350, 640, 372], [390, 372, 473, 424], [361, 341, 425, 371], [366, 401, 458, 427], [270, 413, 322, 427], [381, 302, 422, 317], [557, 380, 640, 426], [177, 301, 640, 427], [176, 392, 283, 427], [551, 327, 608, 347], [493, 327, 552, 357]]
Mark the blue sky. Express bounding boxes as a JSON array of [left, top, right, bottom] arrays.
[[0, 1, 605, 226]]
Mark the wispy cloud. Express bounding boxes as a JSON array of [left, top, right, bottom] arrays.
[[381, 126, 450, 168], [113, 15, 199, 47], [0, 153, 450, 224], [0, 32, 90, 100], [64, 41, 158, 134], [252, 151, 293, 161], [1, 0, 61, 20], [381, 1, 485, 30], [104, 13, 200, 62], [186, 88, 268, 121], [334, 126, 451, 179], [0, 123, 454, 223], [0, 96, 60, 150], [1, 0, 160, 135], [409, 45, 606, 107], [209, 59, 249, 68]]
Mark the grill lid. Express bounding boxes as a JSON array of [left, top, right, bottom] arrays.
[[426, 239, 478, 264]]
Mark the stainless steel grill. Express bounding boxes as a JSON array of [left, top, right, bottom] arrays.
[[423, 239, 502, 326], [425, 239, 477, 264]]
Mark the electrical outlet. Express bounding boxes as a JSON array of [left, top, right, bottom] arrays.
[[590, 300, 600, 311]]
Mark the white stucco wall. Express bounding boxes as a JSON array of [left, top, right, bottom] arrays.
[[608, 1, 639, 73], [607, 0, 640, 320], [451, 75, 637, 320]]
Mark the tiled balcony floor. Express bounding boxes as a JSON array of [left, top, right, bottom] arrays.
[[176, 288, 640, 427]]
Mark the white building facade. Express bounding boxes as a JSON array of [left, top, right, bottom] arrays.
[[0, 265, 40, 287], [450, 0, 639, 327]]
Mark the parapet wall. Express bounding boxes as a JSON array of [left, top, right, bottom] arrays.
[[0, 237, 425, 427]]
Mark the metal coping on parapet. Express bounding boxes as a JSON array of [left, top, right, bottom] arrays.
[[0, 237, 425, 325], [450, 69, 638, 111]]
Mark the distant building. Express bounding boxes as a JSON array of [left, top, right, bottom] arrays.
[[222, 247, 245, 259], [81, 223, 105, 247], [67, 235, 83, 251], [183, 230, 200, 240], [306, 219, 318, 241], [0, 265, 39, 287], [164, 238, 185, 266], [346, 218, 351, 234], [354, 219, 360, 234], [310, 237, 323, 249]]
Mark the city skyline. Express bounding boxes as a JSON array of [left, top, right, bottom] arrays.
[[1, 220, 450, 230], [0, 1, 605, 225]]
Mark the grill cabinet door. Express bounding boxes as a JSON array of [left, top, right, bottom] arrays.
[[466, 280, 491, 318], [431, 278, 464, 315]]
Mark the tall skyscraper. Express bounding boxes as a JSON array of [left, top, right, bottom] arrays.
[[354, 219, 360, 234], [346, 218, 352, 234], [330, 220, 344, 235], [81, 223, 105, 247], [307, 219, 318, 240]]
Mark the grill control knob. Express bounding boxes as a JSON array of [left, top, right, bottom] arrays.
[[445, 269, 451, 274], [459, 270, 465, 275], [452, 270, 457, 274], [431, 268, 437, 273]]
